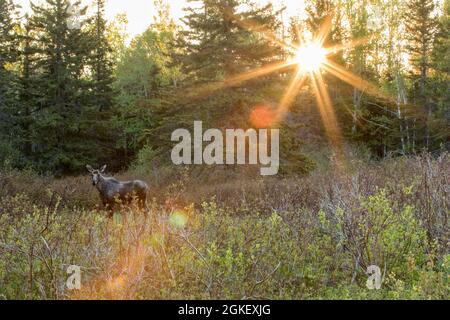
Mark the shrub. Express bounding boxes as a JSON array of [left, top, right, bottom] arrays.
[[0, 153, 447, 299]]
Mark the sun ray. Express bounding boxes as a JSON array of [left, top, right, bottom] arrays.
[[315, 15, 333, 46], [294, 23, 303, 46], [224, 10, 298, 53], [324, 36, 373, 56], [185, 60, 295, 100], [239, 19, 298, 53], [310, 71, 343, 153], [222, 61, 296, 87], [170, 10, 390, 165], [275, 69, 308, 124], [322, 60, 388, 100]]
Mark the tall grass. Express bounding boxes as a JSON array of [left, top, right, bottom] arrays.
[[0, 153, 448, 299]]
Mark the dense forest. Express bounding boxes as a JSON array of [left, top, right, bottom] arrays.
[[0, 0, 448, 300], [0, 0, 448, 174]]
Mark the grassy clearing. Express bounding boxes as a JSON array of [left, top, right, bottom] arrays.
[[0, 154, 448, 299]]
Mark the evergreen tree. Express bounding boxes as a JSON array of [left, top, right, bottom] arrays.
[[0, 0, 17, 94], [305, 0, 344, 49], [157, 0, 284, 151], [179, 0, 282, 82], [143, 0, 316, 175], [89, 0, 115, 111], [427, 0, 450, 148], [305, 0, 345, 101], [432, 0, 450, 118], [22, 0, 119, 173], [405, 0, 439, 148], [17, 18, 40, 162], [0, 0, 20, 163]]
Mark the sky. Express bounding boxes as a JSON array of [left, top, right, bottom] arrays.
[[14, 0, 306, 40]]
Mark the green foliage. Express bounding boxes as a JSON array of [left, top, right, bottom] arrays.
[[113, 2, 182, 163], [0, 0, 19, 152], [0, 0, 122, 174], [0, 0, 448, 175], [0, 154, 448, 300], [431, 0, 450, 115], [0, 193, 111, 299], [0, 0, 448, 299], [279, 124, 317, 175]]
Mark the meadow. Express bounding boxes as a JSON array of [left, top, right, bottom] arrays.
[[0, 0, 449, 300], [0, 152, 448, 300]]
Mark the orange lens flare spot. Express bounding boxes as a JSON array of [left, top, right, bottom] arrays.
[[250, 105, 276, 128], [108, 275, 126, 291]]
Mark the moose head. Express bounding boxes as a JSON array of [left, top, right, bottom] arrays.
[[86, 164, 107, 186]]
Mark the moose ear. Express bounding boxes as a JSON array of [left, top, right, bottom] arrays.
[[100, 164, 107, 173], [86, 165, 94, 173]]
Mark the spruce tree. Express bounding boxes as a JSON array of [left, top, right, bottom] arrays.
[[89, 0, 115, 111], [305, 0, 344, 49], [0, 0, 17, 81], [427, 0, 450, 148], [405, 0, 439, 148], [17, 18, 40, 162], [431, 0, 450, 117], [168, 0, 283, 142], [179, 0, 282, 82], [0, 0, 20, 163], [149, 0, 316, 175], [26, 0, 113, 173]]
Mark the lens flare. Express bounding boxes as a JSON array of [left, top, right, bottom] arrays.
[[295, 43, 327, 72], [250, 105, 276, 128], [169, 210, 188, 229]]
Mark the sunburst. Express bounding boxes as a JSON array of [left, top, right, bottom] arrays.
[[182, 12, 386, 158], [294, 42, 327, 72]]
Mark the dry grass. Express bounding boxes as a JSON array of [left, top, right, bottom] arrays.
[[0, 153, 448, 299]]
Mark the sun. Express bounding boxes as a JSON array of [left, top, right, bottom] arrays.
[[185, 14, 379, 157], [295, 42, 327, 72]]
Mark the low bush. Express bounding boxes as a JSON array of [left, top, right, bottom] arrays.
[[0, 153, 448, 299]]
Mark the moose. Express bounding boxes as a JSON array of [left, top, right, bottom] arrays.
[[86, 165, 149, 217]]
